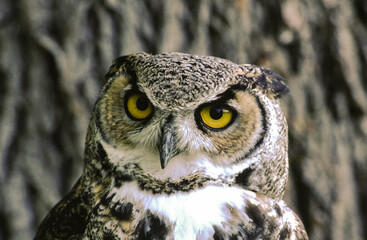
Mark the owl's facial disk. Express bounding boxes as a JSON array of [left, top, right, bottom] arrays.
[[97, 75, 266, 173], [92, 53, 289, 197]]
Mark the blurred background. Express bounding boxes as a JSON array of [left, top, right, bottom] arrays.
[[0, 0, 366, 239]]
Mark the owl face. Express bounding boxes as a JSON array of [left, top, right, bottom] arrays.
[[91, 52, 289, 198]]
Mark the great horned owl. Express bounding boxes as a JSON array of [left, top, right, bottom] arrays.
[[35, 52, 308, 239]]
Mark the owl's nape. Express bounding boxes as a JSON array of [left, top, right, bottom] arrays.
[[35, 52, 308, 240]]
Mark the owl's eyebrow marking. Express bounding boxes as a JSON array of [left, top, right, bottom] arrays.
[[213, 84, 250, 104], [128, 71, 141, 90], [210, 88, 236, 105], [229, 83, 249, 91]]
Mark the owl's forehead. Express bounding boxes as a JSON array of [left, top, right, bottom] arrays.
[[130, 53, 243, 110]]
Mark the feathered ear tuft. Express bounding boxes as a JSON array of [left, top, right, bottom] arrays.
[[255, 68, 289, 97], [236, 65, 289, 98], [105, 53, 151, 81], [104, 55, 132, 80]]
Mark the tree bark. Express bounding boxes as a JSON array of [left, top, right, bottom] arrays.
[[0, 0, 366, 239]]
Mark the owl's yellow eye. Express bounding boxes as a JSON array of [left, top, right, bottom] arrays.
[[200, 105, 234, 130], [126, 93, 153, 120]]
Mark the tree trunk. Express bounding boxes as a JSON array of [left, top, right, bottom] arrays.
[[0, 0, 366, 239]]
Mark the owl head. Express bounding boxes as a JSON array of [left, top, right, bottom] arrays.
[[85, 52, 289, 199]]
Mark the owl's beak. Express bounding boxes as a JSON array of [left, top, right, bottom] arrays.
[[159, 116, 180, 169]]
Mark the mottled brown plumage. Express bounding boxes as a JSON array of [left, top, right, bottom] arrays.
[[35, 52, 307, 239]]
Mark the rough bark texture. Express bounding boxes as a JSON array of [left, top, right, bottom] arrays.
[[0, 0, 366, 239]]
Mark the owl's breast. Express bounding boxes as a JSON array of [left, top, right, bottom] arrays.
[[84, 177, 306, 239], [84, 180, 272, 239]]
